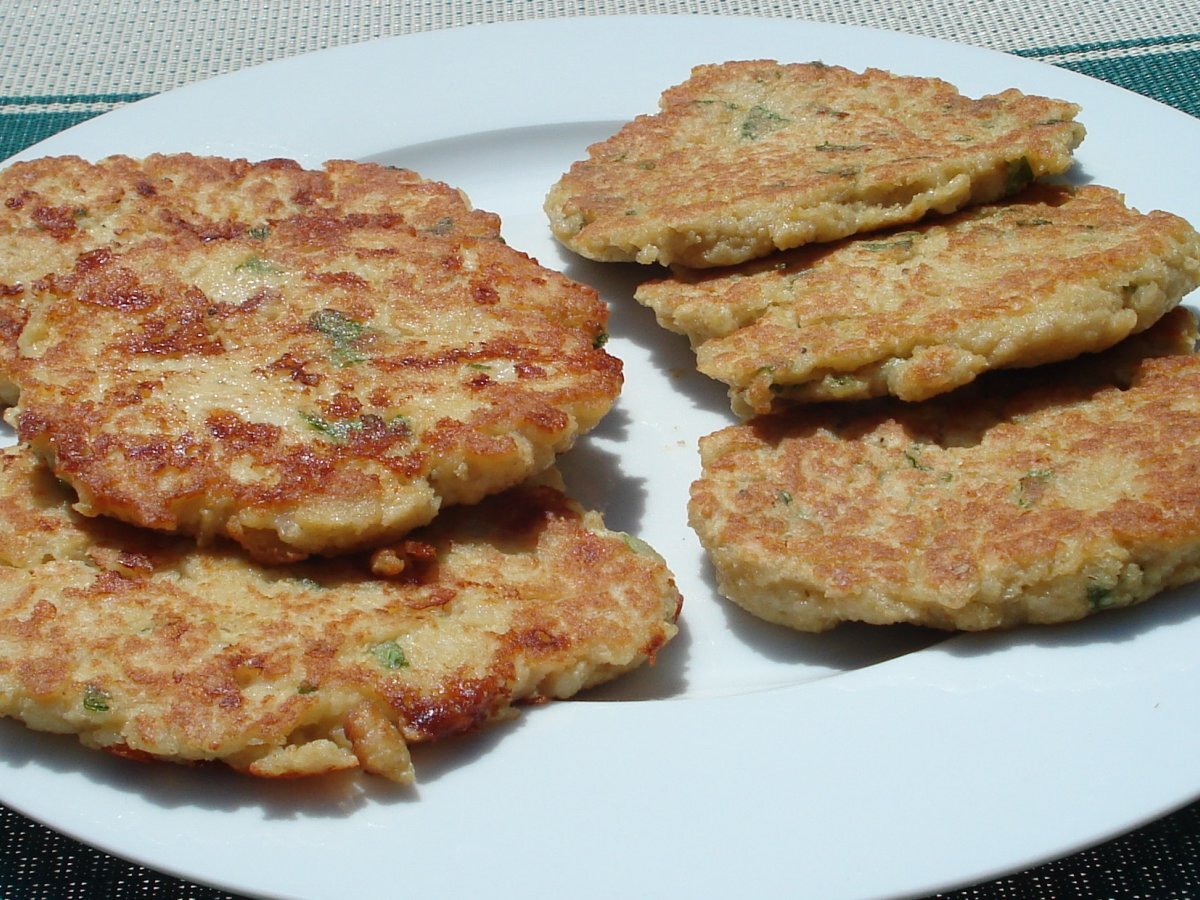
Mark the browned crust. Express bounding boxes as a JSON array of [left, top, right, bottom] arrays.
[[0, 450, 681, 782], [0, 155, 622, 560]]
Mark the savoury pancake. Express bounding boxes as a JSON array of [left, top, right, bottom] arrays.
[[545, 60, 1085, 267], [0, 448, 681, 783], [0, 155, 621, 562], [689, 307, 1200, 631], [636, 184, 1200, 415]]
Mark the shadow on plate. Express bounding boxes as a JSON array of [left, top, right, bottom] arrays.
[[935, 579, 1200, 658], [560, 255, 736, 419], [0, 706, 534, 818], [556, 410, 650, 537], [695, 546, 947, 673], [578, 615, 693, 702]]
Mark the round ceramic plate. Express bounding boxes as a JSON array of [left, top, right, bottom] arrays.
[[2, 15, 1198, 900]]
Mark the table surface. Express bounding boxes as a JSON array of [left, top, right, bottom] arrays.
[[2, 1, 1199, 897]]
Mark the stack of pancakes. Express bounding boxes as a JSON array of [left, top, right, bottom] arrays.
[[0, 154, 682, 782], [547, 60, 1200, 632]]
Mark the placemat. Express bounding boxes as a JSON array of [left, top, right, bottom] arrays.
[[1, 1, 1198, 897]]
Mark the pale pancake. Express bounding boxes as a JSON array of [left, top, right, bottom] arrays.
[[546, 60, 1084, 267], [636, 185, 1200, 415], [689, 308, 1200, 631]]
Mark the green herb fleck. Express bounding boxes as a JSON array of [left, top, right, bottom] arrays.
[[425, 216, 455, 236], [1015, 468, 1053, 508], [309, 308, 368, 367], [1004, 157, 1035, 195], [861, 234, 917, 252], [297, 681, 319, 695], [82, 685, 112, 713], [741, 106, 790, 140], [621, 533, 654, 555], [778, 489, 793, 505], [903, 446, 932, 472], [246, 224, 270, 240], [592, 331, 609, 350], [465, 362, 491, 371], [371, 640, 409, 670], [814, 141, 869, 152], [235, 255, 283, 275], [1016, 218, 1052, 227], [301, 411, 365, 443], [816, 166, 861, 177], [1087, 583, 1116, 610]]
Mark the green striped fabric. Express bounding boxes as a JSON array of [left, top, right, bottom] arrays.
[[0, 93, 151, 159], [0, 35, 1195, 161], [1014, 33, 1200, 117]]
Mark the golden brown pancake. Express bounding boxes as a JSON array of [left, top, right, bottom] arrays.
[[0, 154, 621, 562], [636, 185, 1200, 415], [546, 60, 1084, 267], [0, 448, 681, 783], [689, 308, 1200, 631]]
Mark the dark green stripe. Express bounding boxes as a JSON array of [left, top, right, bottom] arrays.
[[1045, 48, 1200, 118], [0, 111, 112, 159], [1015, 33, 1200, 58], [0, 93, 153, 159], [1, 42, 1198, 163], [0, 92, 152, 107]]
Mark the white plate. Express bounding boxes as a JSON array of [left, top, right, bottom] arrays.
[[3, 15, 1199, 900]]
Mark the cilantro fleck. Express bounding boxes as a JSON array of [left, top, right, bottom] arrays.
[[1004, 157, 1035, 195], [82, 685, 112, 713], [861, 235, 916, 252], [741, 106, 790, 140], [235, 255, 283, 275], [1087, 584, 1117, 610], [309, 308, 368, 367], [371, 640, 409, 670], [816, 166, 861, 177], [301, 411, 365, 443], [814, 141, 869, 152], [1015, 469, 1053, 508], [621, 533, 653, 555], [592, 331, 609, 350], [903, 446, 932, 472]]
